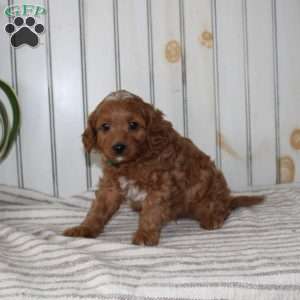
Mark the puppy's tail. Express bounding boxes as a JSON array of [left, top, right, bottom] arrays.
[[229, 195, 264, 209]]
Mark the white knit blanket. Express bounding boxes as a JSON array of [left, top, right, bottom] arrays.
[[0, 184, 299, 300]]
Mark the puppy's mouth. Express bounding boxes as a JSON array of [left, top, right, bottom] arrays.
[[115, 156, 124, 162], [104, 144, 137, 166], [105, 154, 126, 167]]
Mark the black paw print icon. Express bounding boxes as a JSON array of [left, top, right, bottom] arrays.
[[5, 16, 45, 48]]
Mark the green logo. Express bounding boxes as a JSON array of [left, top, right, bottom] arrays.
[[4, 4, 46, 18], [4, 4, 46, 48]]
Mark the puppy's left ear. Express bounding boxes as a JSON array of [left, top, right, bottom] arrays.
[[143, 102, 173, 155], [82, 111, 97, 153]]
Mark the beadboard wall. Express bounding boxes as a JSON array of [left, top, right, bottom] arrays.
[[0, 0, 299, 196]]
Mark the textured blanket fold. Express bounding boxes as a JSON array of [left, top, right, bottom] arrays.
[[0, 184, 299, 300]]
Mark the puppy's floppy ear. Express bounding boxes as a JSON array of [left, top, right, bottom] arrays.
[[142, 102, 173, 156], [82, 111, 97, 153]]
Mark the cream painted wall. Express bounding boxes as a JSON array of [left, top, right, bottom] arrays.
[[0, 0, 299, 196]]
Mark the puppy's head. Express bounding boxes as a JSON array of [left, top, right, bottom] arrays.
[[83, 90, 169, 164]]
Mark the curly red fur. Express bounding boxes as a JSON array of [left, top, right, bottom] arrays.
[[64, 90, 263, 246]]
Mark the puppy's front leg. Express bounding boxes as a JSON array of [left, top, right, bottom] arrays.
[[132, 192, 170, 246], [64, 180, 123, 238]]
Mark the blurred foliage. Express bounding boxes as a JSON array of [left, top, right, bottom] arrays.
[[0, 80, 20, 162]]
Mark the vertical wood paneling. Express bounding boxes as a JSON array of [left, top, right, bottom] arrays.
[[7, 0, 23, 188], [215, 0, 248, 189], [184, 0, 216, 158], [271, 0, 280, 185], [1, 0, 299, 194], [78, 0, 91, 190], [146, 0, 155, 105], [211, 0, 221, 168], [118, 0, 150, 101], [241, 0, 252, 186], [45, 0, 58, 196], [246, 0, 276, 186], [151, 0, 183, 134], [47, 0, 86, 195], [12, 0, 52, 193], [84, 0, 115, 188], [277, 0, 300, 183], [0, 0, 18, 186], [112, 0, 121, 90], [178, 0, 188, 137]]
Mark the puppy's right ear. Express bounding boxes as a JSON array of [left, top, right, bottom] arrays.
[[82, 112, 97, 153]]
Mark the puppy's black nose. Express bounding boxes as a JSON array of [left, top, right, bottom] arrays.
[[112, 143, 126, 154]]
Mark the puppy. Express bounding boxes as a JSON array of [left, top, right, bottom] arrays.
[[64, 90, 263, 246]]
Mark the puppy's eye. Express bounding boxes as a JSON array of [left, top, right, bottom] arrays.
[[128, 121, 139, 131], [101, 123, 111, 132]]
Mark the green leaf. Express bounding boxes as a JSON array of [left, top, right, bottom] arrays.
[[0, 100, 9, 152], [0, 79, 21, 161]]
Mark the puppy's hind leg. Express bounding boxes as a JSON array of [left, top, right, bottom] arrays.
[[190, 198, 230, 230]]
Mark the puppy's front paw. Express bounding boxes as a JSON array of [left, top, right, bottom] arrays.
[[132, 229, 160, 246], [63, 225, 98, 238], [129, 200, 143, 212]]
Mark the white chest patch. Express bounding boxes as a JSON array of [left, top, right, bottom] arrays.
[[118, 176, 147, 203]]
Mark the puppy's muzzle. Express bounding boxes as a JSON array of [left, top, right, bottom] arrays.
[[112, 143, 127, 155]]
